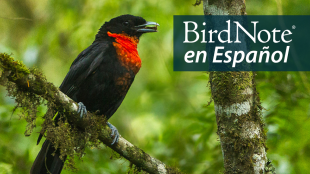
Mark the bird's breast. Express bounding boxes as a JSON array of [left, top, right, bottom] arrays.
[[107, 32, 141, 74]]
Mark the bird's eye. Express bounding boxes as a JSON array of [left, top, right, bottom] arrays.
[[122, 21, 129, 26]]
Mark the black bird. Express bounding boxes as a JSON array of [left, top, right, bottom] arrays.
[[30, 14, 158, 174]]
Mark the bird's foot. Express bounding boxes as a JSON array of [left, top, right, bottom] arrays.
[[77, 102, 87, 119], [107, 122, 119, 145]]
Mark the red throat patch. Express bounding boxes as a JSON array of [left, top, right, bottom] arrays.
[[107, 31, 141, 74]]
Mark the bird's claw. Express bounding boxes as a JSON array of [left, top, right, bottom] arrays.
[[77, 102, 87, 119], [107, 122, 119, 145]]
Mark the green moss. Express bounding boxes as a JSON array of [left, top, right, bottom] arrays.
[[40, 106, 107, 171], [210, 72, 253, 106], [0, 53, 108, 171], [0, 54, 42, 136], [265, 159, 276, 174], [0, 53, 30, 80], [166, 166, 183, 174], [126, 146, 146, 164], [127, 163, 143, 174]]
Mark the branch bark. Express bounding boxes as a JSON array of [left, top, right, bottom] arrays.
[[0, 53, 182, 174]]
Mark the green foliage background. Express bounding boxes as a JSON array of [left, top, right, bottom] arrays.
[[0, 0, 310, 173]]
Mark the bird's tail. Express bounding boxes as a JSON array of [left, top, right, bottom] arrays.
[[30, 139, 66, 174]]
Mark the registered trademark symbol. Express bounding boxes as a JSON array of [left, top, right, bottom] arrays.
[[292, 25, 296, 29]]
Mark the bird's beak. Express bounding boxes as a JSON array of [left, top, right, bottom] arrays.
[[135, 21, 159, 33]]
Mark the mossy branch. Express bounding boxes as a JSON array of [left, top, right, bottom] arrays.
[[0, 53, 182, 174]]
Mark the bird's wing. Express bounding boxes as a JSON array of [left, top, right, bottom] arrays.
[[59, 41, 109, 97]]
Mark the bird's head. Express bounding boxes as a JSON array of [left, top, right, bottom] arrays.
[[96, 14, 159, 40]]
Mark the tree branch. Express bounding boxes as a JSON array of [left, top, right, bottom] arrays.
[[0, 53, 182, 174]]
